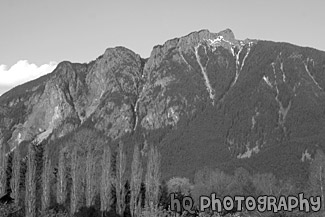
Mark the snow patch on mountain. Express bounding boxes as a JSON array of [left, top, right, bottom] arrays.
[[194, 44, 215, 103], [237, 144, 260, 159], [301, 149, 312, 162]]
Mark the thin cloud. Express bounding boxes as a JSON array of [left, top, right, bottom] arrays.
[[0, 60, 57, 95]]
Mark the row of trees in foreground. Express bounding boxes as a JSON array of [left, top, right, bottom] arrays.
[[1, 135, 325, 217], [0, 139, 161, 217]]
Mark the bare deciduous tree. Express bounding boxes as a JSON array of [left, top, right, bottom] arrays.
[[116, 142, 126, 216], [25, 143, 36, 217], [85, 146, 96, 207], [0, 143, 7, 196], [145, 145, 161, 212], [309, 149, 325, 210], [130, 144, 143, 217], [100, 144, 112, 213], [57, 148, 67, 205], [42, 143, 52, 211], [70, 146, 79, 214], [10, 146, 21, 205]]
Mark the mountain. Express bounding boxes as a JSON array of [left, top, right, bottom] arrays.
[[1, 29, 325, 185]]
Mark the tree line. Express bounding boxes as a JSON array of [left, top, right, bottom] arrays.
[[0, 135, 161, 217], [1, 134, 325, 217]]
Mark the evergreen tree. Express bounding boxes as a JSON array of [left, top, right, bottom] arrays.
[[252, 173, 278, 195]]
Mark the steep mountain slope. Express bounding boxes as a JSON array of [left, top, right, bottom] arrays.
[[1, 29, 325, 184]]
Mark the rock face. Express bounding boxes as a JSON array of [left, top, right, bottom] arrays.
[[1, 29, 325, 183]]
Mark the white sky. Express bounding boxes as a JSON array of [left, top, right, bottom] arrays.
[[0, 61, 57, 95], [0, 0, 324, 95]]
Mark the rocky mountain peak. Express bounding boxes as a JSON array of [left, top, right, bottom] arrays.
[[144, 28, 244, 73], [218, 28, 235, 40], [1, 29, 325, 183]]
